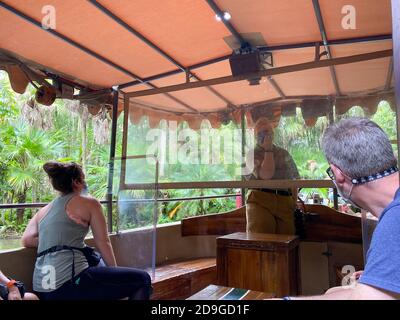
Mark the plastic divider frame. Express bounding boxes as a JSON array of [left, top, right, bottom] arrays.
[[117, 154, 159, 281]]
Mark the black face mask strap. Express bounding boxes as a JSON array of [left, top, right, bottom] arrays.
[[350, 166, 399, 185]]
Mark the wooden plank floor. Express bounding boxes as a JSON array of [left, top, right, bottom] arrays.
[[151, 257, 217, 300]]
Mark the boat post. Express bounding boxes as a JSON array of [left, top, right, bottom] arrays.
[[241, 107, 246, 206], [106, 88, 119, 233]]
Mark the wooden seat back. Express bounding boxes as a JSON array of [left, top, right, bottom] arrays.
[[181, 204, 366, 244], [181, 206, 246, 236], [302, 204, 366, 243]]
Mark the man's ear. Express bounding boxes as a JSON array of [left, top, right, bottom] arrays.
[[331, 164, 346, 186]]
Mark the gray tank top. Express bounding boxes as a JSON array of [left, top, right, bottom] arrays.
[[33, 193, 89, 292]]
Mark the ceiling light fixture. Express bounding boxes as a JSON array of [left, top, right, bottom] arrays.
[[223, 12, 231, 20], [215, 11, 231, 22]]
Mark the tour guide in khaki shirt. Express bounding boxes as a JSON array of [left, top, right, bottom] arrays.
[[245, 117, 299, 235]]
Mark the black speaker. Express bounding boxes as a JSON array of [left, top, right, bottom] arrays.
[[229, 51, 262, 76]]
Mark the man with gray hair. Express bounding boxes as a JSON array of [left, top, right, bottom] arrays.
[[282, 117, 400, 300]]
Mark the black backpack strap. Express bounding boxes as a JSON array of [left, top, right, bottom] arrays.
[[37, 245, 75, 257], [37, 245, 100, 281], [37, 245, 82, 281], [70, 249, 76, 280]]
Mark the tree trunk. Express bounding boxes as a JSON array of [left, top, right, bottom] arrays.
[[199, 190, 205, 215], [16, 192, 26, 225]]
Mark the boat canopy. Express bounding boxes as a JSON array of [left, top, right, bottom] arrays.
[[0, 0, 394, 128]]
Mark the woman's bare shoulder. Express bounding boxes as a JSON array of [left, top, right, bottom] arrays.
[[73, 194, 102, 207]]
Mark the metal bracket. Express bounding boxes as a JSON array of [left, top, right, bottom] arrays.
[[260, 51, 273, 68], [185, 69, 195, 83], [315, 42, 328, 61]]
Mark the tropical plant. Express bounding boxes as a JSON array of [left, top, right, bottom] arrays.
[[0, 74, 18, 122], [0, 120, 65, 223]]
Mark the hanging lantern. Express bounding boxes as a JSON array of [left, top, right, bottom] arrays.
[[35, 85, 56, 106]]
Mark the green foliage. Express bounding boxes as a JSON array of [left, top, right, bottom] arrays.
[[1, 120, 65, 191], [0, 71, 124, 235], [372, 102, 397, 140], [0, 74, 18, 121], [0, 209, 33, 235]]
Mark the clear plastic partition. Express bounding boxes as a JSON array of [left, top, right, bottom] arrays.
[[124, 113, 253, 184], [122, 98, 397, 201], [117, 155, 159, 280]]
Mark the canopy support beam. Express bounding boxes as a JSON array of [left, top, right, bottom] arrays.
[[267, 76, 286, 99], [119, 34, 391, 90], [121, 179, 334, 191], [125, 49, 393, 99], [312, 0, 341, 96], [385, 57, 394, 91], [205, 0, 249, 48]]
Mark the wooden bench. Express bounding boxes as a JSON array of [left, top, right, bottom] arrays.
[[182, 206, 246, 237], [151, 257, 217, 300]]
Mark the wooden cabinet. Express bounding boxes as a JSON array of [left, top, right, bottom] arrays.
[[299, 241, 364, 295], [217, 232, 300, 297]]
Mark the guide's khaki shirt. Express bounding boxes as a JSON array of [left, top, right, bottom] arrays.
[[246, 144, 299, 181]]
